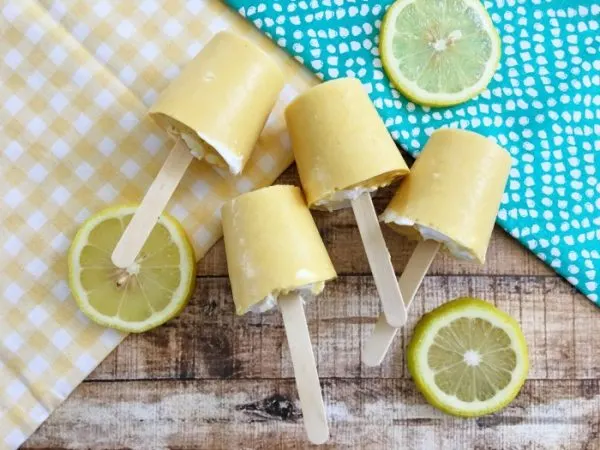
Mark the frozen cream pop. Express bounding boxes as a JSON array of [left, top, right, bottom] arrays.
[[111, 32, 283, 269], [285, 78, 410, 328], [363, 128, 513, 366], [222, 185, 336, 444]]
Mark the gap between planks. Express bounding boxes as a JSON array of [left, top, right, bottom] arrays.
[[80, 377, 600, 383]]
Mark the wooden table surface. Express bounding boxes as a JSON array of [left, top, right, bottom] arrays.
[[25, 166, 600, 449]]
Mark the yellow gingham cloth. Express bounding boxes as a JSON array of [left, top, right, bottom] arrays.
[[0, 1, 315, 447]]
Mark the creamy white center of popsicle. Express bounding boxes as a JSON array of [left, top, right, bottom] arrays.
[[179, 131, 208, 160], [167, 126, 243, 174], [250, 282, 325, 314], [314, 186, 378, 211], [197, 133, 244, 175], [380, 211, 477, 262]]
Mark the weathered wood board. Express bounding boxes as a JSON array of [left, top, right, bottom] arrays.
[[24, 166, 600, 449], [24, 380, 600, 450]]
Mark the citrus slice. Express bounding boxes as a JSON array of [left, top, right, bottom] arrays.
[[407, 298, 528, 417], [68, 206, 196, 333], [380, 0, 501, 107]]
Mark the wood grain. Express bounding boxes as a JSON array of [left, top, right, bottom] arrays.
[[25, 379, 600, 449], [25, 165, 600, 449], [88, 276, 599, 382]]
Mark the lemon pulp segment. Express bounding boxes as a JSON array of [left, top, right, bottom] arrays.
[[68, 206, 196, 332]]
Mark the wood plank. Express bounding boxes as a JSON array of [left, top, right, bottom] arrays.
[[197, 166, 553, 278], [89, 276, 599, 381], [25, 379, 600, 449]]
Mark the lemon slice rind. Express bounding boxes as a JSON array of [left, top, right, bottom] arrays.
[[407, 298, 529, 417], [68, 205, 196, 333]]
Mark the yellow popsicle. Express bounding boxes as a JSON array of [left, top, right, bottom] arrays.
[[381, 129, 512, 263], [222, 185, 337, 315], [363, 129, 513, 368], [285, 78, 409, 210], [112, 32, 283, 269], [150, 32, 284, 175]]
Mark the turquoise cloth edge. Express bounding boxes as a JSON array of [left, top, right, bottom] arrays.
[[225, 0, 600, 305]]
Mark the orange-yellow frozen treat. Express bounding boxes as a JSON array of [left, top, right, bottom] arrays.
[[381, 129, 512, 263], [222, 185, 337, 315], [285, 78, 409, 209], [150, 32, 284, 175]]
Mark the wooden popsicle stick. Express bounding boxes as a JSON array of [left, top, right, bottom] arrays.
[[362, 240, 441, 367], [279, 292, 329, 445], [111, 140, 193, 269], [351, 193, 407, 328]]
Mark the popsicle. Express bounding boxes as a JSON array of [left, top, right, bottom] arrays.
[[222, 185, 336, 444], [363, 128, 513, 366], [111, 32, 284, 268], [285, 78, 410, 328]]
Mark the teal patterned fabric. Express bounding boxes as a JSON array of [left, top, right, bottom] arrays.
[[226, 0, 600, 305]]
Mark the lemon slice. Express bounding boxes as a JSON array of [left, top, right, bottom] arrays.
[[380, 0, 501, 107], [407, 298, 528, 417], [68, 206, 196, 333]]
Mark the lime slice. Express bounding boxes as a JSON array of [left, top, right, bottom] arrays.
[[68, 206, 196, 333], [380, 0, 501, 107], [407, 298, 528, 417]]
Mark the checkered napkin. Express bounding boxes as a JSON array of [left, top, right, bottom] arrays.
[[0, 1, 314, 447]]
